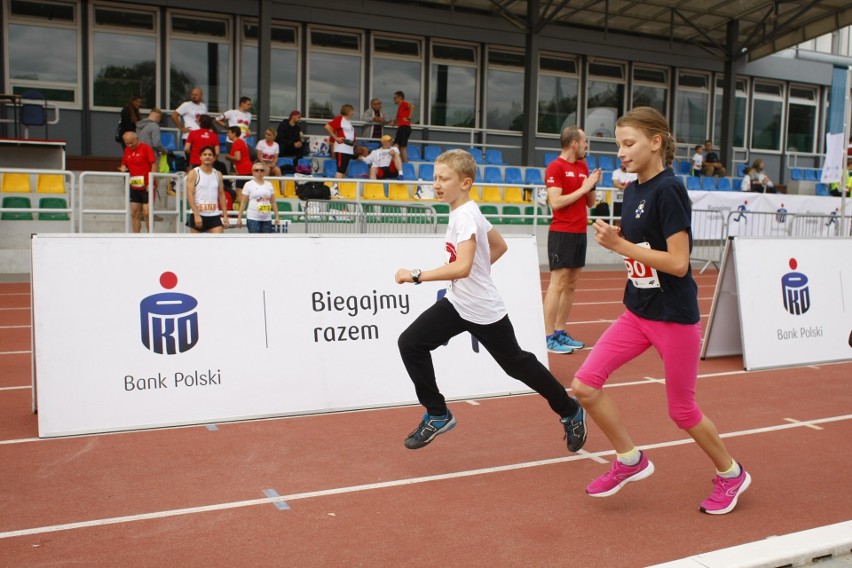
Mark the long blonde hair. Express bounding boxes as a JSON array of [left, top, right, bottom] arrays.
[[616, 107, 676, 168]]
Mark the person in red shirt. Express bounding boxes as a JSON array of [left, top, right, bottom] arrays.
[[324, 104, 356, 178], [391, 91, 415, 163], [541, 126, 602, 354], [119, 131, 157, 233], [184, 114, 219, 170], [224, 125, 253, 194]]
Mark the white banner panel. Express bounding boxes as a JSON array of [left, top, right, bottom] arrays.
[[719, 238, 852, 370], [32, 235, 548, 437]]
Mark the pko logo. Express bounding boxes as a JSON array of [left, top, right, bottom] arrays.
[[781, 258, 810, 316], [140, 272, 199, 354]]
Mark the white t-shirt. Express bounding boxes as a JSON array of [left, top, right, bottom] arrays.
[[242, 180, 275, 221], [191, 167, 221, 217], [220, 109, 252, 138], [364, 146, 399, 168], [691, 152, 704, 171], [444, 200, 506, 324], [335, 119, 356, 156], [256, 140, 280, 163], [175, 101, 208, 135], [612, 167, 637, 187]]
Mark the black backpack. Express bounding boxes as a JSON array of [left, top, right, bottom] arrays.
[[296, 181, 331, 200]]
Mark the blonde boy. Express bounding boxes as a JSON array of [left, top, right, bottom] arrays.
[[394, 149, 588, 450]]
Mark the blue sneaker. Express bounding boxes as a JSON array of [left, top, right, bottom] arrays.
[[404, 411, 456, 449], [555, 330, 584, 349], [547, 335, 574, 354], [561, 403, 588, 452]]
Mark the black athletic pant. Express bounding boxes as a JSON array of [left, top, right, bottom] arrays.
[[398, 298, 578, 418]]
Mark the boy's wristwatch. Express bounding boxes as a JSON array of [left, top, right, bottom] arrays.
[[410, 269, 422, 284]]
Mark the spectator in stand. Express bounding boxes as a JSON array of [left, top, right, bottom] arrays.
[[171, 87, 208, 141], [611, 162, 638, 190], [119, 131, 156, 233], [255, 127, 283, 177], [117, 95, 142, 148], [363, 135, 404, 180], [216, 96, 253, 140], [186, 146, 228, 234], [701, 140, 727, 177], [324, 104, 357, 179], [276, 110, 308, 160], [390, 91, 415, 163], [361, 97, 390, 139], [237, 162, 281, 234], [224, 125, 253, 194], [743, 159, 774, 193], [135, 108, 169, 164], [691, 145, 704, 176], [184, 114, 219, 170]]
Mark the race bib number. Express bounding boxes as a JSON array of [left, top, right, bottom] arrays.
[[198, 201, 217, 212], [129, 176, 145, 189], [623, 242, 660, 289], [257, 203, 272, 213]]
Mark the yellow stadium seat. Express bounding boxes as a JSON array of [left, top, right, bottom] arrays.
[[470, 186, 482, 201], [283, 180, 297, 198], [337, 182, 357, 200], [36, 174, 66, 193], [270, 180, 283, 198], [388, 183, 410, 200], [363, 183, 387, 200], [481, 186, 502, 202], [503, 187, 526, 203], [2, 173, 31, 193]]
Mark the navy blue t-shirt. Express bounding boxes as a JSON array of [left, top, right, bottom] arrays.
[[619, 168, 699, 324]]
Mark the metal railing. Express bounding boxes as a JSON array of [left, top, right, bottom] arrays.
[[78, 171, 130, 233], [0, 168, 75, 227]]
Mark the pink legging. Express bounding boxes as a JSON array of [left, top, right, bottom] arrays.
[[575, 310, 703, 429]]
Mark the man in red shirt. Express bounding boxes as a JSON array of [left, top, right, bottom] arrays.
[[391, 91, 415, 163], [542, 126, 602, 354], [119, 131, 157, 233], [224, 126, 252, 198]]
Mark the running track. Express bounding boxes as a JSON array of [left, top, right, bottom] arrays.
[[0, 270, 850, 567]]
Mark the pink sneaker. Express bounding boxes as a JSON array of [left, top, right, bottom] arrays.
[[586, 452, 655, 497], [699, 463, 751, 515]]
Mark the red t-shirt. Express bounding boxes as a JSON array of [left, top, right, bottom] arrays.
[[186, 128, 218, 166], [396, 101, 413, 127], [545, 157, 590, 233], [122, 142, 156, 191], [230, 138, 252, 175]]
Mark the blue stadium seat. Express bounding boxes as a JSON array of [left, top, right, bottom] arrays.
[[601, 171, 613, 187], [348, 160, 369, 178], [585, 155, 597, 170], [544, 152, 558, 166], [676, 161, 692, 175], [790, 168, 804, 181], [419, 163, 435, 181], [424, 145, 442, 161], [615, 157, 622, 170], [402, 163, 416, 180], [297, 158, 312, 172], [716, 177, 733, 191], [525, 168, 544, 185], [366, 141, 380, 151], [736, 163, 747, 177], [804, 169, 818, 181], [504, 167, 523, 185], [485, 149, 505, 165], [323, 159, 338, 178], [407, 145, 422, 161], [686, 176, 701, 191], [468, 148, 484, 163], [277, 157, 294, 168], [815, 183, 829, 196], [701, 176, 717, 190], [161, 131, 178, 152], [816, 168, 823, 180], [484, 166, 503, 184], [597, 155, 614, 171]]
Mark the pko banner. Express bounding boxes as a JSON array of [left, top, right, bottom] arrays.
[[702, 237, 852, 370], [31, 234, 547, 437]]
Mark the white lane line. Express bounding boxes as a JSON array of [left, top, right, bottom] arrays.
[[0, 351, 31, 355], [642, 376, 665, 384], [0, 413, 848, 540], [0, 325, 30, 330], [578, 449, 608, 464], [465, 400, 480, 406], [0, 307, 29, 311], [784, 417, 823, 431], [0, 386, 30, 392]]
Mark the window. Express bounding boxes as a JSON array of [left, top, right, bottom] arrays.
[[8, 0, 79, 104], [786, 85, 818, 153], [674, 71, 710, 145], [430, 41, 478, 128], [585, 60, 625, 138], [168, 12, 230, 111], [631, 65, 668, 117], [485, 49, 524, 131], [537, 54, 578, 134], [308, 27, 363, 120], [241, 21, 298, 117], [91, 5, 157, 109], [712, 76, 748, 148], [372, 35, 422, 125], [751, 80, 785, 151]]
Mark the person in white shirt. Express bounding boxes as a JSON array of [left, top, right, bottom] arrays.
[[324, 104, 357, 179], [216, 96, 253, 139], [255, 128, 283, 176], [393, 149, 588, 452], [611, 163, 638, 189], [363, 135, 403, 179], [171, 87, 208, 140], [691, 145, 704, 177], [361, 98, 390, 139], [237, 162, 280, 233]]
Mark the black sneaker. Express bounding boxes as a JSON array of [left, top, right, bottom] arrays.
[[561, 404, 588, 452], [404, 411, 456, 449]]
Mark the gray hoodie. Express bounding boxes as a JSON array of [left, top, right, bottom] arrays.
[[136, 118, 167, 155]]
